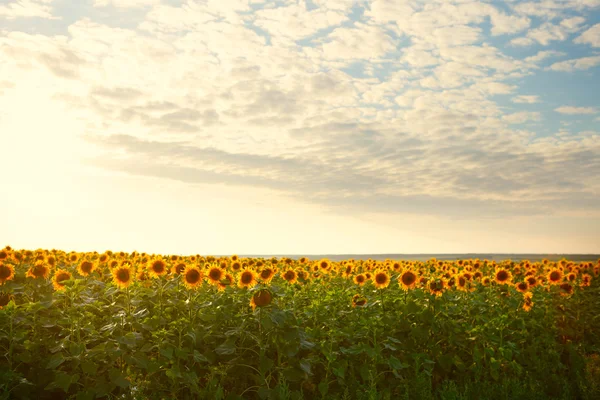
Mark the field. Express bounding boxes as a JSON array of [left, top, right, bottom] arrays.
[[0, 247, 599, 400]]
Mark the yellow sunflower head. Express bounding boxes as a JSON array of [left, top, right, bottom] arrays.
[[282, 269, 298, 284], [52, 269, 72, 291], [149, 259, 168, 278], [182, 265, 203, 289], [250, 289, 273, 310], [494, 268, 512, 285], [353, 273, 366, 286], [373, 270, 390, 289], [112, 263, 135, 289], [399, 270, 418, 290], [77, 260, 95, 277], [238, 268, 258, 289], [26, 261, 50, 280], [207, 266, 225, 286], [0, 263, 15, 284]]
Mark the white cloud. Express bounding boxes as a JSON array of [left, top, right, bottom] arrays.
[[503, 111, 542, 124], [319, 23, 398, 60], [513, 95, 540, 104], [489, 11, 531, 36], [524, 50, 566, 63], [555, 106, 597, 114], [94, 0, 159, 8], [511, 17, 586, 46], [0, 0, 56, 19], [574, 23, 600, 47], [548, 55, 600, 71]]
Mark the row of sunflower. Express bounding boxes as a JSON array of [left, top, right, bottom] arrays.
[[1, 247, 598, 312], [1, 246, 599, 399]]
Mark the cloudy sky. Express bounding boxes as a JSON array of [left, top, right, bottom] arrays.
[[1, 0, 599, 255]]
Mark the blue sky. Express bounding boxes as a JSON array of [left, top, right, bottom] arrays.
[[0, 0, 599, 254]]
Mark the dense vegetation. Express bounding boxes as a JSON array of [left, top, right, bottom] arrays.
[[0, 247, 599, 399]]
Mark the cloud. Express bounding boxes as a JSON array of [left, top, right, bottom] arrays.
[[512, 95, 540, 104], [548, 55, 600, 71], [0, 0, 57, 20], [555, 106, 597, 114], [574, 23, 600, 47], [510, 17, 587, 46], [318, 23, 399, 60], [524, 50, 566, 63], [503, 111, 542, 124], [94, 0, 159, 8]]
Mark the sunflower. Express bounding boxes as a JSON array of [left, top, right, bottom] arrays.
[[282, 269, 298, 284], [172, 262, 187, 275], [112, 263, 134, 289], [348, 273, 364, 286], [457, 275, 468, 291], [230, 254, 239, 262], [0, 292, 11, 309], [68, 253, 79, 263], [547, 269, 563, 285], [207, 266, 225, 286], [0, 263, 15, 284], [522, 292, 533, 312], [515, 281, 529, 293], [481, 277, 491, 286], [318, 259, 331, 273], [258, 267, 276, 284], [250, 289, 272, 310], [351, 294, 367, 308], [218, 273, 234, 291], [136, 269, 152, 288], [526, 276, 537, 288], [342, 263, 354, 278], [52, 269, 72, 291], [231, 261, 242, 272], [149, 259, 168, 278], [238, 268, 258, 289], [428, 279, 445, 297], [566, 272, 577, 282], [559, 282, 573, 297], [494, 268, 512, 285], [373, 270, 390, 289], [26, 261, 50, 279], [182, 265, 203, 289], [0, 250, 9, 261], [77, 260, 95, 277], [581, 274, 592, 287], [399, 270, 418, 290]]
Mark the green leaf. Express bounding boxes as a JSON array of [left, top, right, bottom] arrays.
[[299, 360, 312, 376], [389, 355, 409, 370], [109, 368, 130, 388], [160, 346, 174, 359], [193, 350, 208, 363], [81, 360, 98, 375], [46, 353, 66, 369], [215, 341, 236, 355], [318, 380, 329, 397], [438, 354, 454, 372]]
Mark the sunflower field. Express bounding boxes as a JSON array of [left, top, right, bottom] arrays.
[[0, 247, 599, 400]]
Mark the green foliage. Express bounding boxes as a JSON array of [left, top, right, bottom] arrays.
[[0, 256, 599, 399]]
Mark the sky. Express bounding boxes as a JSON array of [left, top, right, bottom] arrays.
[[1, 0, 599, 255]]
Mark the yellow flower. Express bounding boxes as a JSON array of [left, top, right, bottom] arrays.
[[0, 263, 15, 284], [373, 270, 390, 289], [52, 269, 72, 291], [112, 263, 134, 289], [182, 265, 203, 289], [238, 268, 258, 289], [399, 270, 418, 290]]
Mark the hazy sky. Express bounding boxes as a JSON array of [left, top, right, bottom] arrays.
[[1, 0, 599, 255]]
